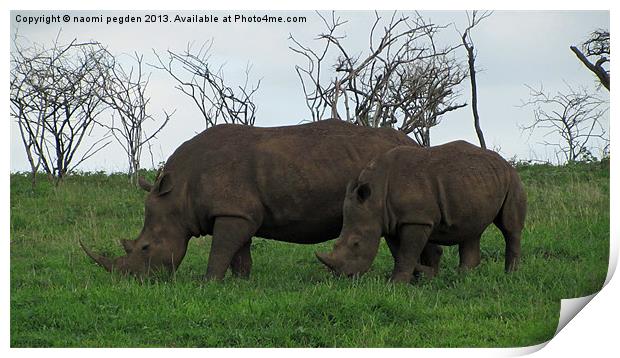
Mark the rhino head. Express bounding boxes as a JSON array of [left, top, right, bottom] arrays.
[[316, 179, 383, 277], [80, 172, 190, 277]]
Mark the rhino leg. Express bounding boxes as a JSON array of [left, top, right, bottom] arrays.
[[503, 232, 521, 272], [205, 217, 258, 281], [389, 224, 432, 284], [386, 237, 440, 280], [413, 264, 438, 279], [458, 236, 481, 271], [496, 224, 521, 272], [385, 235, 401, 279], [230, 239, 252, 279], [495, 217, 522, 272], [419, 243, 443, 278]]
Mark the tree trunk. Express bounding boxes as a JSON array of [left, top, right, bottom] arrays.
[[466, 45, 487, 149], [30, 171, 37, 190], [423, 126, 431, 147], [131, 160, 139, 187]]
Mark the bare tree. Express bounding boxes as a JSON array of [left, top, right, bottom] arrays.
[[520, 84, 608, 163], [289, 11, 466, 145], [458, 10, 492, 149], [11, 41, 44, 187], [98, 50, 174, 186], [570, 29, 610, 91], [390, 53, 466, 146], [10, 32, 111, 185], [152, 41, 260, 128]]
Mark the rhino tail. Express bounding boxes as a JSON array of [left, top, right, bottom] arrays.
[[496, 170, 527, 232], [494, 170, 527, 272]]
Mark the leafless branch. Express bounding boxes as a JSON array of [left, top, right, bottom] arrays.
[[289, 11, 466, 145], [570, 29, 610, 90], [151, 40, 260, 128], [97, 49, 174, 185], [520, 83, 608, 162], [10, 31, 112, 184], [458, 10, 492, 149]]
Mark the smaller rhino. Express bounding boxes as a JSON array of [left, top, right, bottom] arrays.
[[316, 141, 527, 283]]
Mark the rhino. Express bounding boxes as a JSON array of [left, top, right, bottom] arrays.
[[80, 119, 442, 280], [316, 141, 527, 283]]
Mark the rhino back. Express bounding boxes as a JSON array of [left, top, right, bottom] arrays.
[[377, 141, 517, 243], [163, 120, 414, 243]]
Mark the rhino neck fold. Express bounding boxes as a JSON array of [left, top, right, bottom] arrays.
[[381, 162, 396, 237], [181, 182, 204, 238]]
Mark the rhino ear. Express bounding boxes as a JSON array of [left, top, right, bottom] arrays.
[[346, 179, 359, 195], [356, 183, 371, 203], [153, 172, 173, 196], [138, 176, 153, 192]]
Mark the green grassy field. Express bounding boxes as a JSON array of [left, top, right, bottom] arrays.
[[10, 161, 609, 347]]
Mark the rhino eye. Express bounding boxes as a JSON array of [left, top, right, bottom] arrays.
[[141, 244, 150, 251]]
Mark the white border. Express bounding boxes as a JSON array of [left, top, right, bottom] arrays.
[[4, 0, 617, 356]]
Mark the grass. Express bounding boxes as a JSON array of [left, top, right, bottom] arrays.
[[10, 161, 610, 347]]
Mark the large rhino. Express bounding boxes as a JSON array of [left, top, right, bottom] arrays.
[[316, 141, 527, 283], [80, 119, 442, 280]]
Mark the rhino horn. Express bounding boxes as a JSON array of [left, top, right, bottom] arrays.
[[79, 239, 115, 272], [315, 251, 338, 271]]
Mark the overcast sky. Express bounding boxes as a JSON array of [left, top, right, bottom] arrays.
[[9, 10, 610, 172]]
